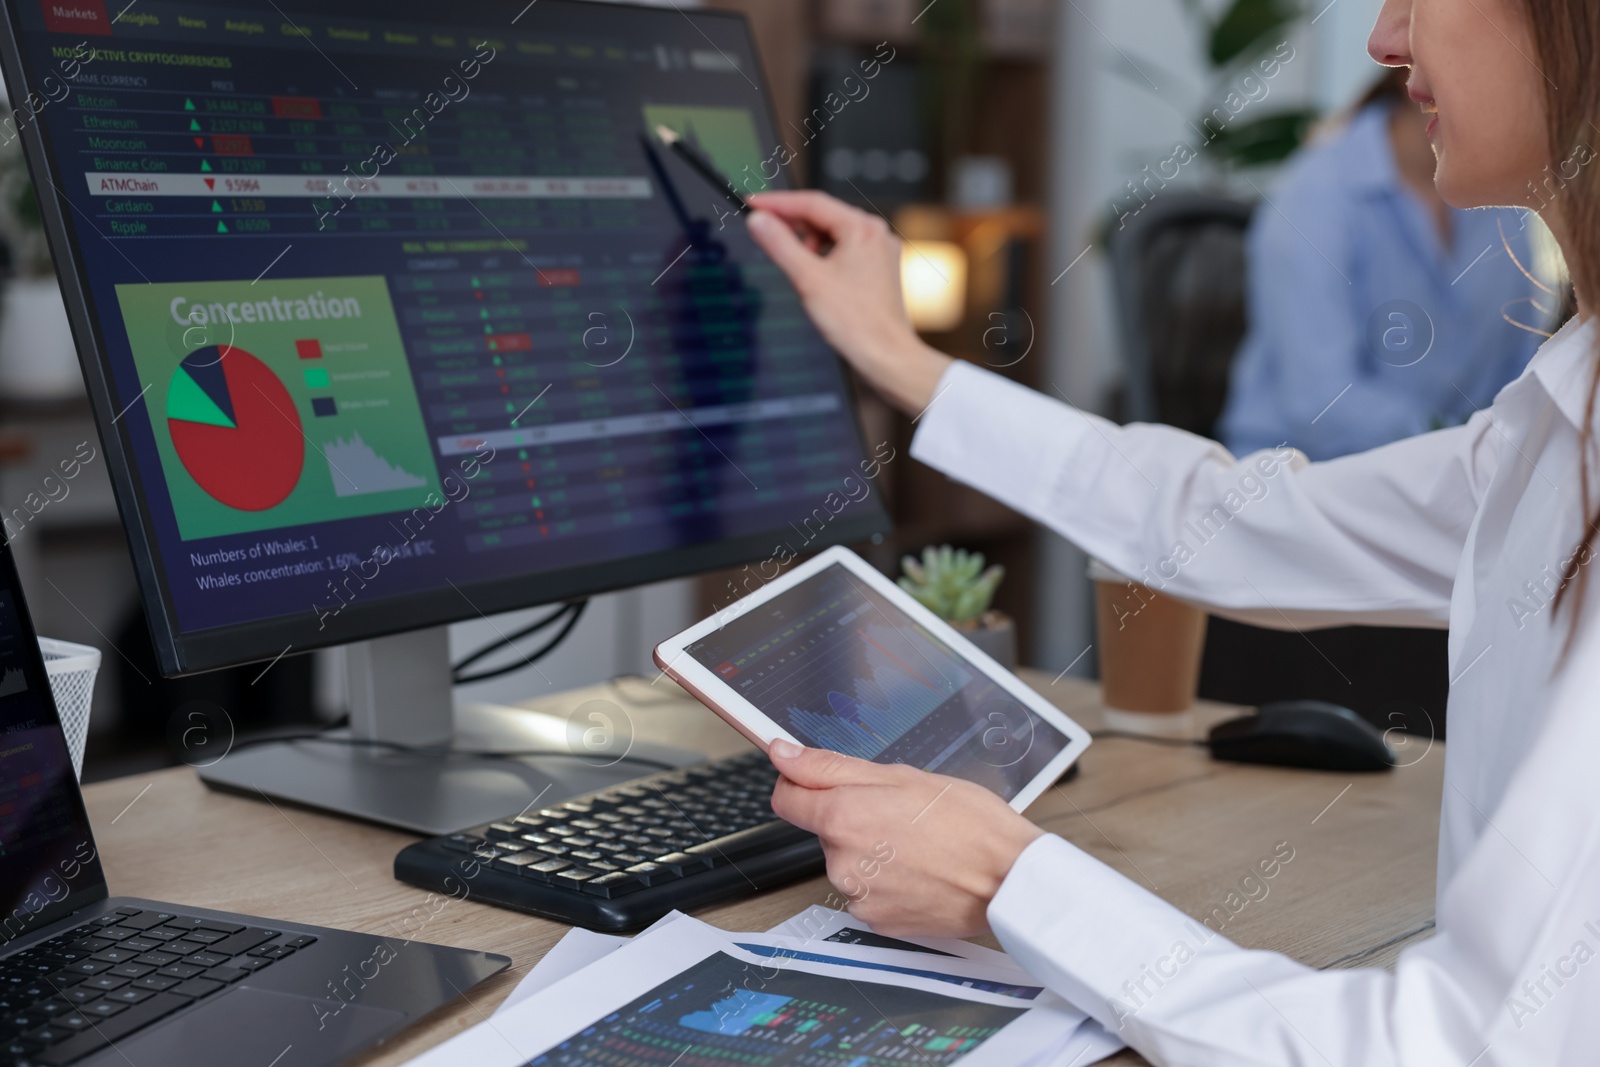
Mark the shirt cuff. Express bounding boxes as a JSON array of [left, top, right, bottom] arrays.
[[988, 835, 1240, 1036], [910, 361, 1091, 521]]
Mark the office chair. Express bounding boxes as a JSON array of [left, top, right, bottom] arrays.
[[1107, 193, 1254, 435], [1105, 192, 1446, 740]]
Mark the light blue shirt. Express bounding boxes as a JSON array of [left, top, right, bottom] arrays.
[[1218, 102, 1546, 460]]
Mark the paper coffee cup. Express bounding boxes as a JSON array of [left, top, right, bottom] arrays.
[[1090, 561, 1208, 737]]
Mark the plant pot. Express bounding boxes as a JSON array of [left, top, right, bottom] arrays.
[[957, 610, 1017, 670], [0, 278, 81, 400]]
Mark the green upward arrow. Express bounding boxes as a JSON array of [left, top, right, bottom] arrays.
[[216, 221, 229, 233], [184, 98, 195, 110], [211, 200, 222, 213], [189, 118, 200, 132], [200, 160, 212, 172]]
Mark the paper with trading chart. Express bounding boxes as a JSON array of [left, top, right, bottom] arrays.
[[755, 907, 1125, 1067], [494, 909, 1123, 1067], [407, 913, 1079, 1066]]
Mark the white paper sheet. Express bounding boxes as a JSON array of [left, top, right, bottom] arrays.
[[1017, 1018, 1125, 1067], [765, 903, 1018, 967], [727, 930, 1057, 1005], [494, 927, 626, 1016], [493, 910, 693, 1017], [1047, 1021, 1125, 1067], [486, 907, 1125, 1067], [409, 914, 1079, 1067]]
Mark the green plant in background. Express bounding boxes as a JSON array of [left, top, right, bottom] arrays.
[[1176, 0, 1319, 168], [916, 0, 985, 195], [1197, 0, 1299, 66], [1092, 0, 1322, 245], [898, 545, 1005, 627], [0, 129, 51, 276]]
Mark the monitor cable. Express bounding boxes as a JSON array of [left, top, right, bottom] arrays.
[[449, 599, 589, 686]]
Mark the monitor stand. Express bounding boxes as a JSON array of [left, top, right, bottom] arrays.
[[196, 627, 705, 836]]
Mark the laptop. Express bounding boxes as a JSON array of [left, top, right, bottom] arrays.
[[0, 533, 509, 1067]]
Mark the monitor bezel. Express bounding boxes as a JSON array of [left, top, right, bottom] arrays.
[[0, 0, 893, 677]]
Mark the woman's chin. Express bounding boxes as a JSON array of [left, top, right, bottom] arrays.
[[1435, 155, 1544, 212], [1434, 166, 1493, 211]]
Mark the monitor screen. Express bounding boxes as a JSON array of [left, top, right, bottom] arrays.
[[0, 0, 889, 673]]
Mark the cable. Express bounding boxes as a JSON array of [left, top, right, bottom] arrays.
[[454, 601, 586, 685], [451, 601, 576, 676], [1089, 729, 1208, 748], [224, 730, 677, 771], [450, 599, 582, 677], [450, 599, 589, 686]]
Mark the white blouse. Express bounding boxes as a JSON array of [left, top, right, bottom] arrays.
[[910, 316, 1600, 1065]]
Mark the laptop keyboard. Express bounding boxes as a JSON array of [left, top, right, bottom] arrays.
[[0, 907, 315, 1066]]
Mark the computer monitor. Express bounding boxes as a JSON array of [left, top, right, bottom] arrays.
[[0, 0, 891, 831]]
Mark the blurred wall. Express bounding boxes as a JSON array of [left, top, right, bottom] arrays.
[[1314, 0, 1389, 112]]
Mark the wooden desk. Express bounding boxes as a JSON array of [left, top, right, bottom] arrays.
[[78, 673, 1442, 1066]]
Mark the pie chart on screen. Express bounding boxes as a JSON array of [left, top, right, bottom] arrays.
[[166, 345, 304, 511]]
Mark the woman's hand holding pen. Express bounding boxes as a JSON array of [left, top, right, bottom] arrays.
[[768, 739, 1043, 938], [746, 191, 952, 417]]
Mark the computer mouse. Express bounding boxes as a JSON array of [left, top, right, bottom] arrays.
[[1206, 700, 1397, 772]]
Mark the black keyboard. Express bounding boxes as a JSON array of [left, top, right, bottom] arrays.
[[394, 750, 822, 931], [0, 906, 315, 1066]]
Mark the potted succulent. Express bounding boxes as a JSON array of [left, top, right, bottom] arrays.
[[898, 545, 1017, 669]]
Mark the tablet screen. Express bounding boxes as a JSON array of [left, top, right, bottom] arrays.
[[685, 564, 1071, 799]]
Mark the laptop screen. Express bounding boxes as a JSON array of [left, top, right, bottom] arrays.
[[0, 546, 106, 947]]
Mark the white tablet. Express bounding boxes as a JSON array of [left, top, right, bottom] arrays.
[[654, 546, 1092, 811]]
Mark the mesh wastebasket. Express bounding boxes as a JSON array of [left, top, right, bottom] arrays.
[[40, 637, 100, 780]]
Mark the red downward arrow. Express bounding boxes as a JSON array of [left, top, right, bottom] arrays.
[[204, 178, 215, 189], [193, 138, 204, 148]]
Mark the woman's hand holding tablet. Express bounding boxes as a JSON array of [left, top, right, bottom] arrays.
[[654, 545, 1092, 812], [764, 738, 1048, 937]]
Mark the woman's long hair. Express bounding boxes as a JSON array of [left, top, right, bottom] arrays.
[[1525, 0, 1600, 639]]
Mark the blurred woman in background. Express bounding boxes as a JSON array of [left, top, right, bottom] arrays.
[[1219, 68, 1551, 459]]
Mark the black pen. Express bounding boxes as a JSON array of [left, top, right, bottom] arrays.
[[654, 123, 750, 214]]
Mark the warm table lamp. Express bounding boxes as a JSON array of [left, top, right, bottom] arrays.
[[901, 240, 968, 332]]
